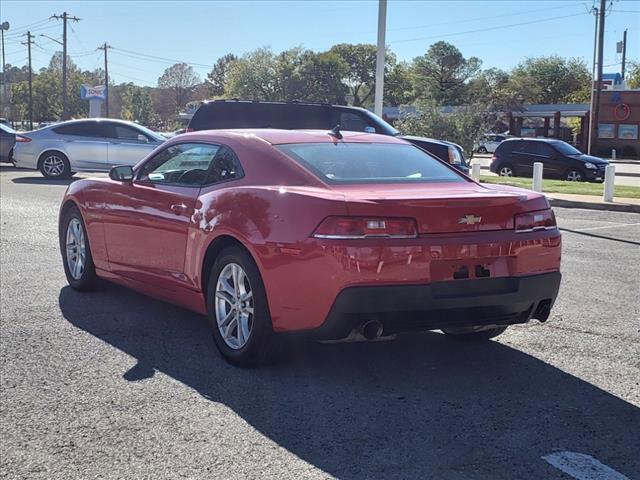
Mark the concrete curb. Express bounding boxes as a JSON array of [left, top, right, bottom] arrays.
[[548, 197, 640, 213]]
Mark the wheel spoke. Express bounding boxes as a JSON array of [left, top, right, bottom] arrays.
[[215, 290, 234, 306], [217, 307, 235, 328]]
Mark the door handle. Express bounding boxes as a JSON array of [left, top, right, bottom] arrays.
[[170, 203, 188, 214]]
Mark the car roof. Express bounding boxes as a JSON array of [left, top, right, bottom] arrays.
[[502, 137, 562, 144], [177, 129, 409, 146], [53, 118, 142, 127]]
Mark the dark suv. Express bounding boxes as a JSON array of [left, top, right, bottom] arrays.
[[187, 100, 469, 174], [490, 138, 609, 182]]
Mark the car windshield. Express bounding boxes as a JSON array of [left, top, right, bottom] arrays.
[[0, 123, 16, 134], [552, 141, 582, 155], [277, 142, 464, 184]]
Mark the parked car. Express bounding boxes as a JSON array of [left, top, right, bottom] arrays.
[[187, 99, 470, 174], [14, 118, 165, 179], [476, 134, 509, 154], [0, 122, 17, 163], [60, 129, 561, 367], [490, 138, 609, 182]]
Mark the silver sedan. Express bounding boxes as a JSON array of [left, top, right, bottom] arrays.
[[13, 118, 165, 179]]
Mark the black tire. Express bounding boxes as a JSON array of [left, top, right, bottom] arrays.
[[477, 146, 488, 154], [442, 326, 508, 341], [59, 206, 98, 291], [564, 168, 585, 182], [39, 150, 71, 179], [206, 246, 275, 367]]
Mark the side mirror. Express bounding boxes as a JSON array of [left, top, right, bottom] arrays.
[[137, 134, 149, 143], [109, 165, 134, 182]]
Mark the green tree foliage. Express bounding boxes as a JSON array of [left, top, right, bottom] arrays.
[[466, 68, 522, 110], [510, 56, 591, 104], [225, 47, 348, 103], [207, 53, 238, 97], [396, 102, 492, 155], [157, 63, 201, 111], [120, 84, 157, 125], [10, 52, 103, 122], [328, 43, 379, 106], [626, 62, 640, 89], [412, 41, 481, 106], [384, 61, 416, 106]]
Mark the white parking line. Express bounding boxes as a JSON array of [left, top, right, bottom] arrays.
[[543, 451, 631, 480], [571, 222, 640, 232]]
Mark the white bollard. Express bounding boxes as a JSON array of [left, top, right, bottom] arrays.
[[532, 162, 543, 192], [603, 164, 616, 202], [612, 149, 616, 161], [471, 162, 481, 181]]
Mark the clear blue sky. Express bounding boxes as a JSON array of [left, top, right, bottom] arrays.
[[2, 0, 639, 86]]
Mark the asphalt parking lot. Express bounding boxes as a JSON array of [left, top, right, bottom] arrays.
[[1, 166, 639, 480]]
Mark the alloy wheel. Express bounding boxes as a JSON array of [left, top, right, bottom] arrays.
[[66, 218, 86, 280], [215, 263, 254, 349], [43, 155, 66, 177], [499, 166, 513, 177], [566, 170, 582, 182]]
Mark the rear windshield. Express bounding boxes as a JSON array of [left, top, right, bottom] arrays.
[[277, 143, 464, 184]]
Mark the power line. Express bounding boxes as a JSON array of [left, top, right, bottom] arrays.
[[376, 3, 581, 34], [110, 46, 212, 68], [390, 12, 588, 44]]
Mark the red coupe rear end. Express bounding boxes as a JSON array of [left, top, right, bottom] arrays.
[[60, 129, 561, 366]]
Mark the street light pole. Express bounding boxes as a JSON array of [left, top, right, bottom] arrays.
[[1, 21, 9, 120], [374, 0, 387, 117]]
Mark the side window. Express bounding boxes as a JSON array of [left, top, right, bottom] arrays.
[[512, 142, 527, 154], [53, 122, 102, 137], [104, 124, 149, 142], [137, 143, 220, 187], [531, 142, 554, 157], [206, 146, 244, 184], [340, 112, 374, 133]]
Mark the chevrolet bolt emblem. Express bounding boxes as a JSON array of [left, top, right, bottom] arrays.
[[459, 215, 482, 225]]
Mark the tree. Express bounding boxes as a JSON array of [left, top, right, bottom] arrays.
[[396, 102, 493, 155], [121, 84, 157, 125], [207, 53, 238, 97], [224, 47, 347, 103], [510, 56, 591, 104], [329, 43, 379, 106], [412, 41, 481, 106], [466, 68, 522, 111], [225, 47, 280, 101], [626, 62, 640, 89], [157, 63, 200, 111], [384, 61, 416, 106]]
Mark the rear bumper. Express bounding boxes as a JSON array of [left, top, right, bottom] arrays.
[[307, 271, 561, 340]]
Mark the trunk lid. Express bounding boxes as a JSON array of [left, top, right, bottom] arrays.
[[334, 182, 529, 234]]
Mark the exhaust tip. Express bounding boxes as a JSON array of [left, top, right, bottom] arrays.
[[362, 320, 384, 340]]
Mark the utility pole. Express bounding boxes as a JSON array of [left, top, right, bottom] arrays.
[[98, 43, 111, 117], [588, 0, 606, 155], [374, 0, 387, 117], [22, 32, 35, 130], [621, 29, 627, 80], [51, 12, 80, 121]]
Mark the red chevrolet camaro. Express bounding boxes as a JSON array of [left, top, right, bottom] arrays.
[[59, 129, 561, 366]]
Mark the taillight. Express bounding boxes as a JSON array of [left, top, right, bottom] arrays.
[[490, 154, 497, 163], [515, 209, 556, 232], [15, 135, 31, 143], [312, 216, 418, 239]]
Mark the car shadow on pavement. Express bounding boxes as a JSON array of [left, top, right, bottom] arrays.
[[11, 176, 80, 186], [58, 284, 640, 480]]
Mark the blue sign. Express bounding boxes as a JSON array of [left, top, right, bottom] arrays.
[[80, 85, 106, 101]]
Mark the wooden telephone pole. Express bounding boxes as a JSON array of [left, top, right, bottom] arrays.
[[98, 43, 111, 117], [22, 31, 35, 130], [51, 12, 80, 120]]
